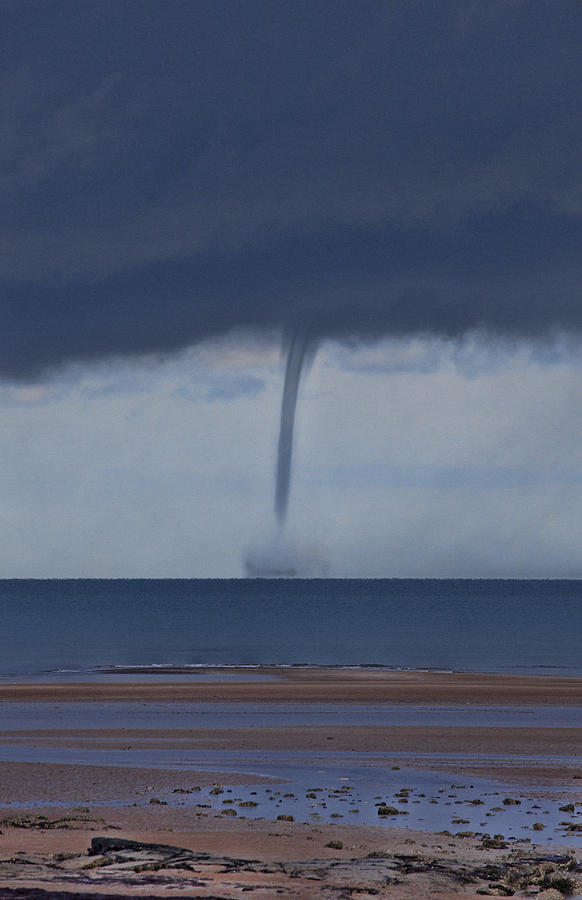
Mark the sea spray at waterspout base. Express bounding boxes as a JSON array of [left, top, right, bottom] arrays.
[[244, 529, 330, 577], [275, 329, 314, 525]]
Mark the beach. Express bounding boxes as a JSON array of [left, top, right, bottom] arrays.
[[1, 668, 582, 898]]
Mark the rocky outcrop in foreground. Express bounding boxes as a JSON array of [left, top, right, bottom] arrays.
[[1, 835, 582, 898]]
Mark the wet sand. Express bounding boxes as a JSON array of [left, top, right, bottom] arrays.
[[2, 669, 582, 898], [2, 726, 582, 791], [2, 666, 582, 703], [0, 761, 279, 805], [3, 723, 580, 755]]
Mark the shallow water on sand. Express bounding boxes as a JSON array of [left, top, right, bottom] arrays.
[[1, 744, 581, 844], [151, 755, 582, 842], [3, 701, 582, 730], [2, 701, 581, 841]]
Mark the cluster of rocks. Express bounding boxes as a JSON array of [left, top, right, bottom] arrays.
[[0, 814, 104, 832]]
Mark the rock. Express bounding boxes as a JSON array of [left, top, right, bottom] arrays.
[[89, 837, 194, 857], [481, 836, 508, 849], [540, 872, 577, 894], [1, 814, 100, 830], [326, 840, 344, 849], [486, 882, 514, 896]]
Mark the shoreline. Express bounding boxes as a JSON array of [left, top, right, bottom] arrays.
[[2, 668, 582, 897]]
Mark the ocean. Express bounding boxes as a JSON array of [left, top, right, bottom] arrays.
[[1, 578, 581, 678]]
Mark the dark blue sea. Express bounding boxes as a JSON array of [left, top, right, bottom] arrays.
[[1, 578, 581, 678]]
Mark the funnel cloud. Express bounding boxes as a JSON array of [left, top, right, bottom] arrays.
[[275, 330, 314, 525]]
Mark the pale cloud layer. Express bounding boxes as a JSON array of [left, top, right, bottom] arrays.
[[1, 340, 582, 578]]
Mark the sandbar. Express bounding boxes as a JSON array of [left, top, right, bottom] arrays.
[[2, 667, 582, 703]]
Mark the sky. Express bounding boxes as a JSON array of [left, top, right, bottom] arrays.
[[2, 0, 582, 577]]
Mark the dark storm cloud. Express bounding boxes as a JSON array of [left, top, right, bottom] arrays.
[[2, 0, 582, 379]]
